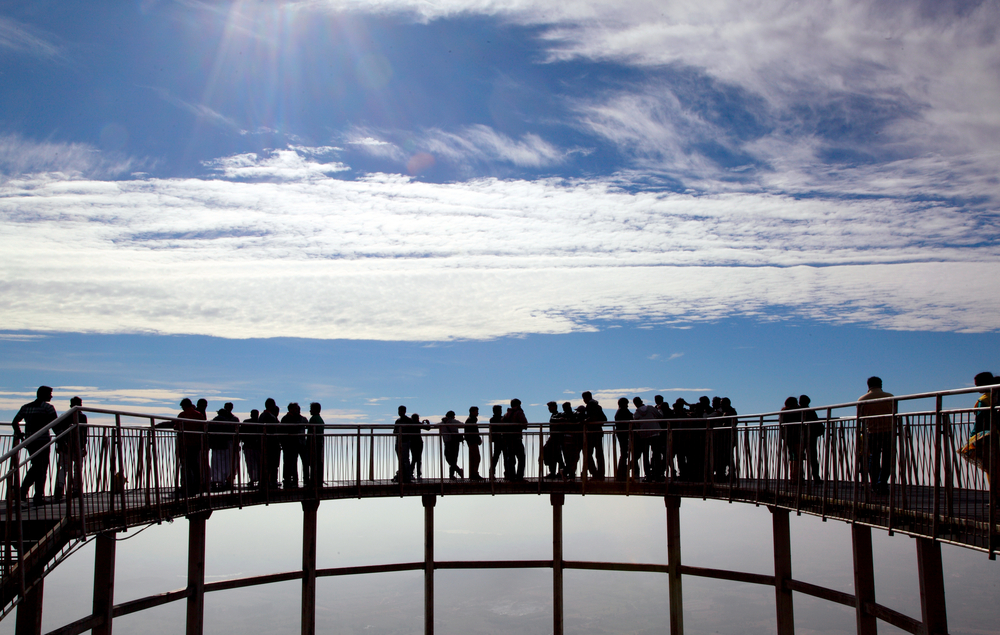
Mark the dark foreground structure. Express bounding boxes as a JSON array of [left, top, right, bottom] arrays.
[[1, 384, 997, 635]]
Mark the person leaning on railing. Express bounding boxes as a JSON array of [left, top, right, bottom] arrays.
[[959, 371, 998, 484]]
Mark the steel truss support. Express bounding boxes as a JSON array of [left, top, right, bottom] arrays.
[[423, 495, 436, 635], [916, 537, 948, 635], [666, 496, 684, 635], [301, 500, 319, 635], [186, 511, 211, 635], [92, 532, 117, 635], [770, 507, 794, 635], [551, 493, 564, 635], [15, 578, 42, 635]]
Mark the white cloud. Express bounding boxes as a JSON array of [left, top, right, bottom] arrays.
[[0, 17, 60, 59], [345, 124, 568, 170], [0, 135, 136, 179], [1, 150, 999, 340]]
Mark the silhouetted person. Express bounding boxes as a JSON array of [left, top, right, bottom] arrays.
[[407, 413, 432, 480], [799, 395, 823, 484], [307, 402, 324, 486], [441, 411, 465, 479], [489, 405, 506, 479], [780, 396, 803, 482], [196, 398, 208, 418], [544, 401, 567, 478], [858, 376, 894, 494], [614, 398, 633, 481], [12, 386, 57, 504], [561, 402, 583, 478], [670, 399, 691, 480], [633, 397, 664, 481], [259, 399, 281, 489], [973, 372, 996, 436], [712, 397, 737, 481], [242, 409, 262, 487], [54, 395, 88, 502], [393, 405, 410, 483], [175, 397, 207, 497], [581, 391, 607, 480], [281, 402, 307, 488], [209, 404, 239, 490], [501, 399, 527, 480], [465, 407, 482, 480], [965, 372, 998, 484]]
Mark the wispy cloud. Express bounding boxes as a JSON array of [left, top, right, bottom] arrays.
[[2, 142, 999, 340], [0, 17, 60, 59], [346, 124, 568, 171], [0, 135, 137, 179]]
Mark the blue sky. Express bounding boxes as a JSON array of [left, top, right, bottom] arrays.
[[2, 0, 1000, 421]]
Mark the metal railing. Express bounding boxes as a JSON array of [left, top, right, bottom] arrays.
[[0, 383, 996, 612]]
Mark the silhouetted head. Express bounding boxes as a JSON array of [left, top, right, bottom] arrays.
[[70, 396, 82, 407], [721, 398, 731, 408], [287, 402, 300, 414], [562, 402, 573, 414], [250, 409, 259, 420], [510, 399, 521, 408], [618, 397, 629, 408], [469, 406, 478, 415], [398, 405, 407, 416], [310, 402, 321, 415], [265, 398, 277, 409], [224, 402, 234, 412], [217, 408, 227, 417], [784, 396, 799, 409], [446, 410, 456, 419], [492, 405, 503, 415], [867, 376, 883, 389], [974, 372, 995, 387], [654, 395, 664, 406], [632, 397, 644, 407], [712, 396, 721, 409], [36, 386, 53, 401], [699, 396, 710, 407], [799, 395, 811, 407], [582, 391, 593, 403], [674, 398, 686, 407], [411, 413, 420, 421], [180, 398, 193, 409], [547, 401, 558, 413], [196, 399, 208, 413]]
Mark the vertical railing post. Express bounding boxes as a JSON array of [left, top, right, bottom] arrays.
[[932, 395, 943, 539], [666, 495, 683, 635], [423, 495, 436, 635], [368, 428, 375, 482], [92, 532, 117, 635], [301, 500, 319, 635], [887, 399, 899, 534], [770, 507, 794, 635], [114, 414, 127, 520], [851, 524, 876, 635], [150, 419, 163, 521], [916, 537, 948, 635], [551, 493, 564, 635], [356, 426, 362, 490], [185, 511, 210, 635]]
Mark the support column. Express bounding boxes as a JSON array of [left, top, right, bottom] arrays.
[[666, 496, 683, 635], [916, 538, 948, 635], [770, 507, 794, 635], [551, 493, 564, 635], [93, 532, 117, 635], [186, 511, 211, 635], [15, 578, 43, 635], [301, 500, 319, 635], [423, 495, 436, 635], [851, 525, 876, 635]]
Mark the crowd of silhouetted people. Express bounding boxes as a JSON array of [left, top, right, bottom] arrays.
[[7, 371, 998, 505]]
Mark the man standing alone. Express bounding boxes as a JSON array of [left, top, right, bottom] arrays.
[[858, 376, 895, 494]]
